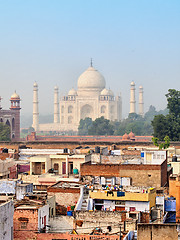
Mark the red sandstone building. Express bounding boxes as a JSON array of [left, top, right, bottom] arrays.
[[0, 92, 21, 141]]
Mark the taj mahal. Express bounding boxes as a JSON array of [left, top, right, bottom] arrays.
[[32, 63, 143, 133]]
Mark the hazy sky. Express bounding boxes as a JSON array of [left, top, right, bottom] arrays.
[[0, 0, 179, 119]]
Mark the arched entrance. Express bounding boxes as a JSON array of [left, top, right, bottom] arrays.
[[80, 104, 93, 119]]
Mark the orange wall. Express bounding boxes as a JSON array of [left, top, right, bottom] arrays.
[[169, 177, 180, 222]]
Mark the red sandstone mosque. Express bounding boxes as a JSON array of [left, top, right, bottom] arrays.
[[0, 92, 21, 141]]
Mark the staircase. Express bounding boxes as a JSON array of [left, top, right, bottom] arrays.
[[81, 187, 90, 210], [81, 193, 89, 210], [75, 187, 90, 211]]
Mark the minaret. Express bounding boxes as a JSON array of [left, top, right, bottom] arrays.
[[10, 91, 21, 140], [130, 81, 136, 113], [54, 86, 59, 123], [32, 82, 39, 131], [139, 85, 144, 116]]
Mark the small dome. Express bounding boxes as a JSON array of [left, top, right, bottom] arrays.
[[68, 88, 77, 96], [139, 85, 143, 89], [122, 133, 130, 140], [108, 89, 114, 96], [131, 81, 135, 86], [33, 82, 38, 87], [54, 86, 58, 90], [101, 88, 109, 95], [129, 131, 135, 139], [78, 66, 106, 90], [11, 91, 20, 99]]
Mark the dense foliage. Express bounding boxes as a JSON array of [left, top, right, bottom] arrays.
[[88, 117, 114, 135], [78, 107, 167, 136], [0, 123, 10, 141], [78, 118, 93, 135], [152, 89, 180, 141]]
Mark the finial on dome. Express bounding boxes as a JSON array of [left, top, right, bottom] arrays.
[[90, 58, 93, 67]]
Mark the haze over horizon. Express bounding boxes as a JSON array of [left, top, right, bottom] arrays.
[[0, 0, 179, 121]]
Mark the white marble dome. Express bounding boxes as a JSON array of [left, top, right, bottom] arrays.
[[101, 88, 109, 95], [33, 82, 38, 87], [131, 81, 135, 86], [11, 91, 20, 99], [68, 88, 77, 95], [78, 66, 106, 89]]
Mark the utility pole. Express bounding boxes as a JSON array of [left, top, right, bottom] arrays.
[[119, 224, 121, 240]]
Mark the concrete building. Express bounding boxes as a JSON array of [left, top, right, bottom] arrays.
[[0, 200, 14, 240], [0, 92, 21, 141], [29, 153, 86, 176], [0, 180, 33, 200], [81, 153, 168, 188], [89, 186, 156, 212], [0, 158, 16, 179], [32, 64, 122, 132]]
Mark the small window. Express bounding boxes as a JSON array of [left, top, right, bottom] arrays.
[[61, 106, 64, 113], [21, 222, 27, 229]]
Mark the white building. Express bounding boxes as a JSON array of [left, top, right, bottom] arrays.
[[0, 200, 14, 240], [32, 64, 122, 132]]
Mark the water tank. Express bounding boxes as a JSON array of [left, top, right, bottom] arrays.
[[172, 156, 177, 162], [95, 146, 100, 153], [141, 152, 144, 158], [166, 212, 176, 223], [67, 210, 73, 216], [73, 168, 78, 174], [165, 198, 176, 212]]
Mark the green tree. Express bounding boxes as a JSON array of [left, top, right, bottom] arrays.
[[78, 118, 93, 135], [166, 89, 180, 117], [152, 89, 180, 141], [152, 136, 170, 149], [88, 117, 114, 135], [151, 114, 168, 140], [0, 123, 10, 141], [115, 112, 153, 136]]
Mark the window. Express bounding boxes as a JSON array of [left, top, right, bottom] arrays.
[[21, 221, 27, 229], [68, 106, 73, 113], [101, 105, 106, 114], [42, 163, 45, 170]]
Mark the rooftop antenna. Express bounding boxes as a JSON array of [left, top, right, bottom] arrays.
[[90, 58, 93, 67]]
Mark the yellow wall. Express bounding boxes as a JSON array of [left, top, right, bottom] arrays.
[[90, 188, 156, 209]]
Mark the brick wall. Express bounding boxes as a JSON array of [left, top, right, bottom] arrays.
[[81, 162, 167, 187], [14, 209, 39, 232], [47, 191, 80, 206], [14, 232, 119, 240], [161, 159, 167, 186], [81, 163, 121, 177]]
